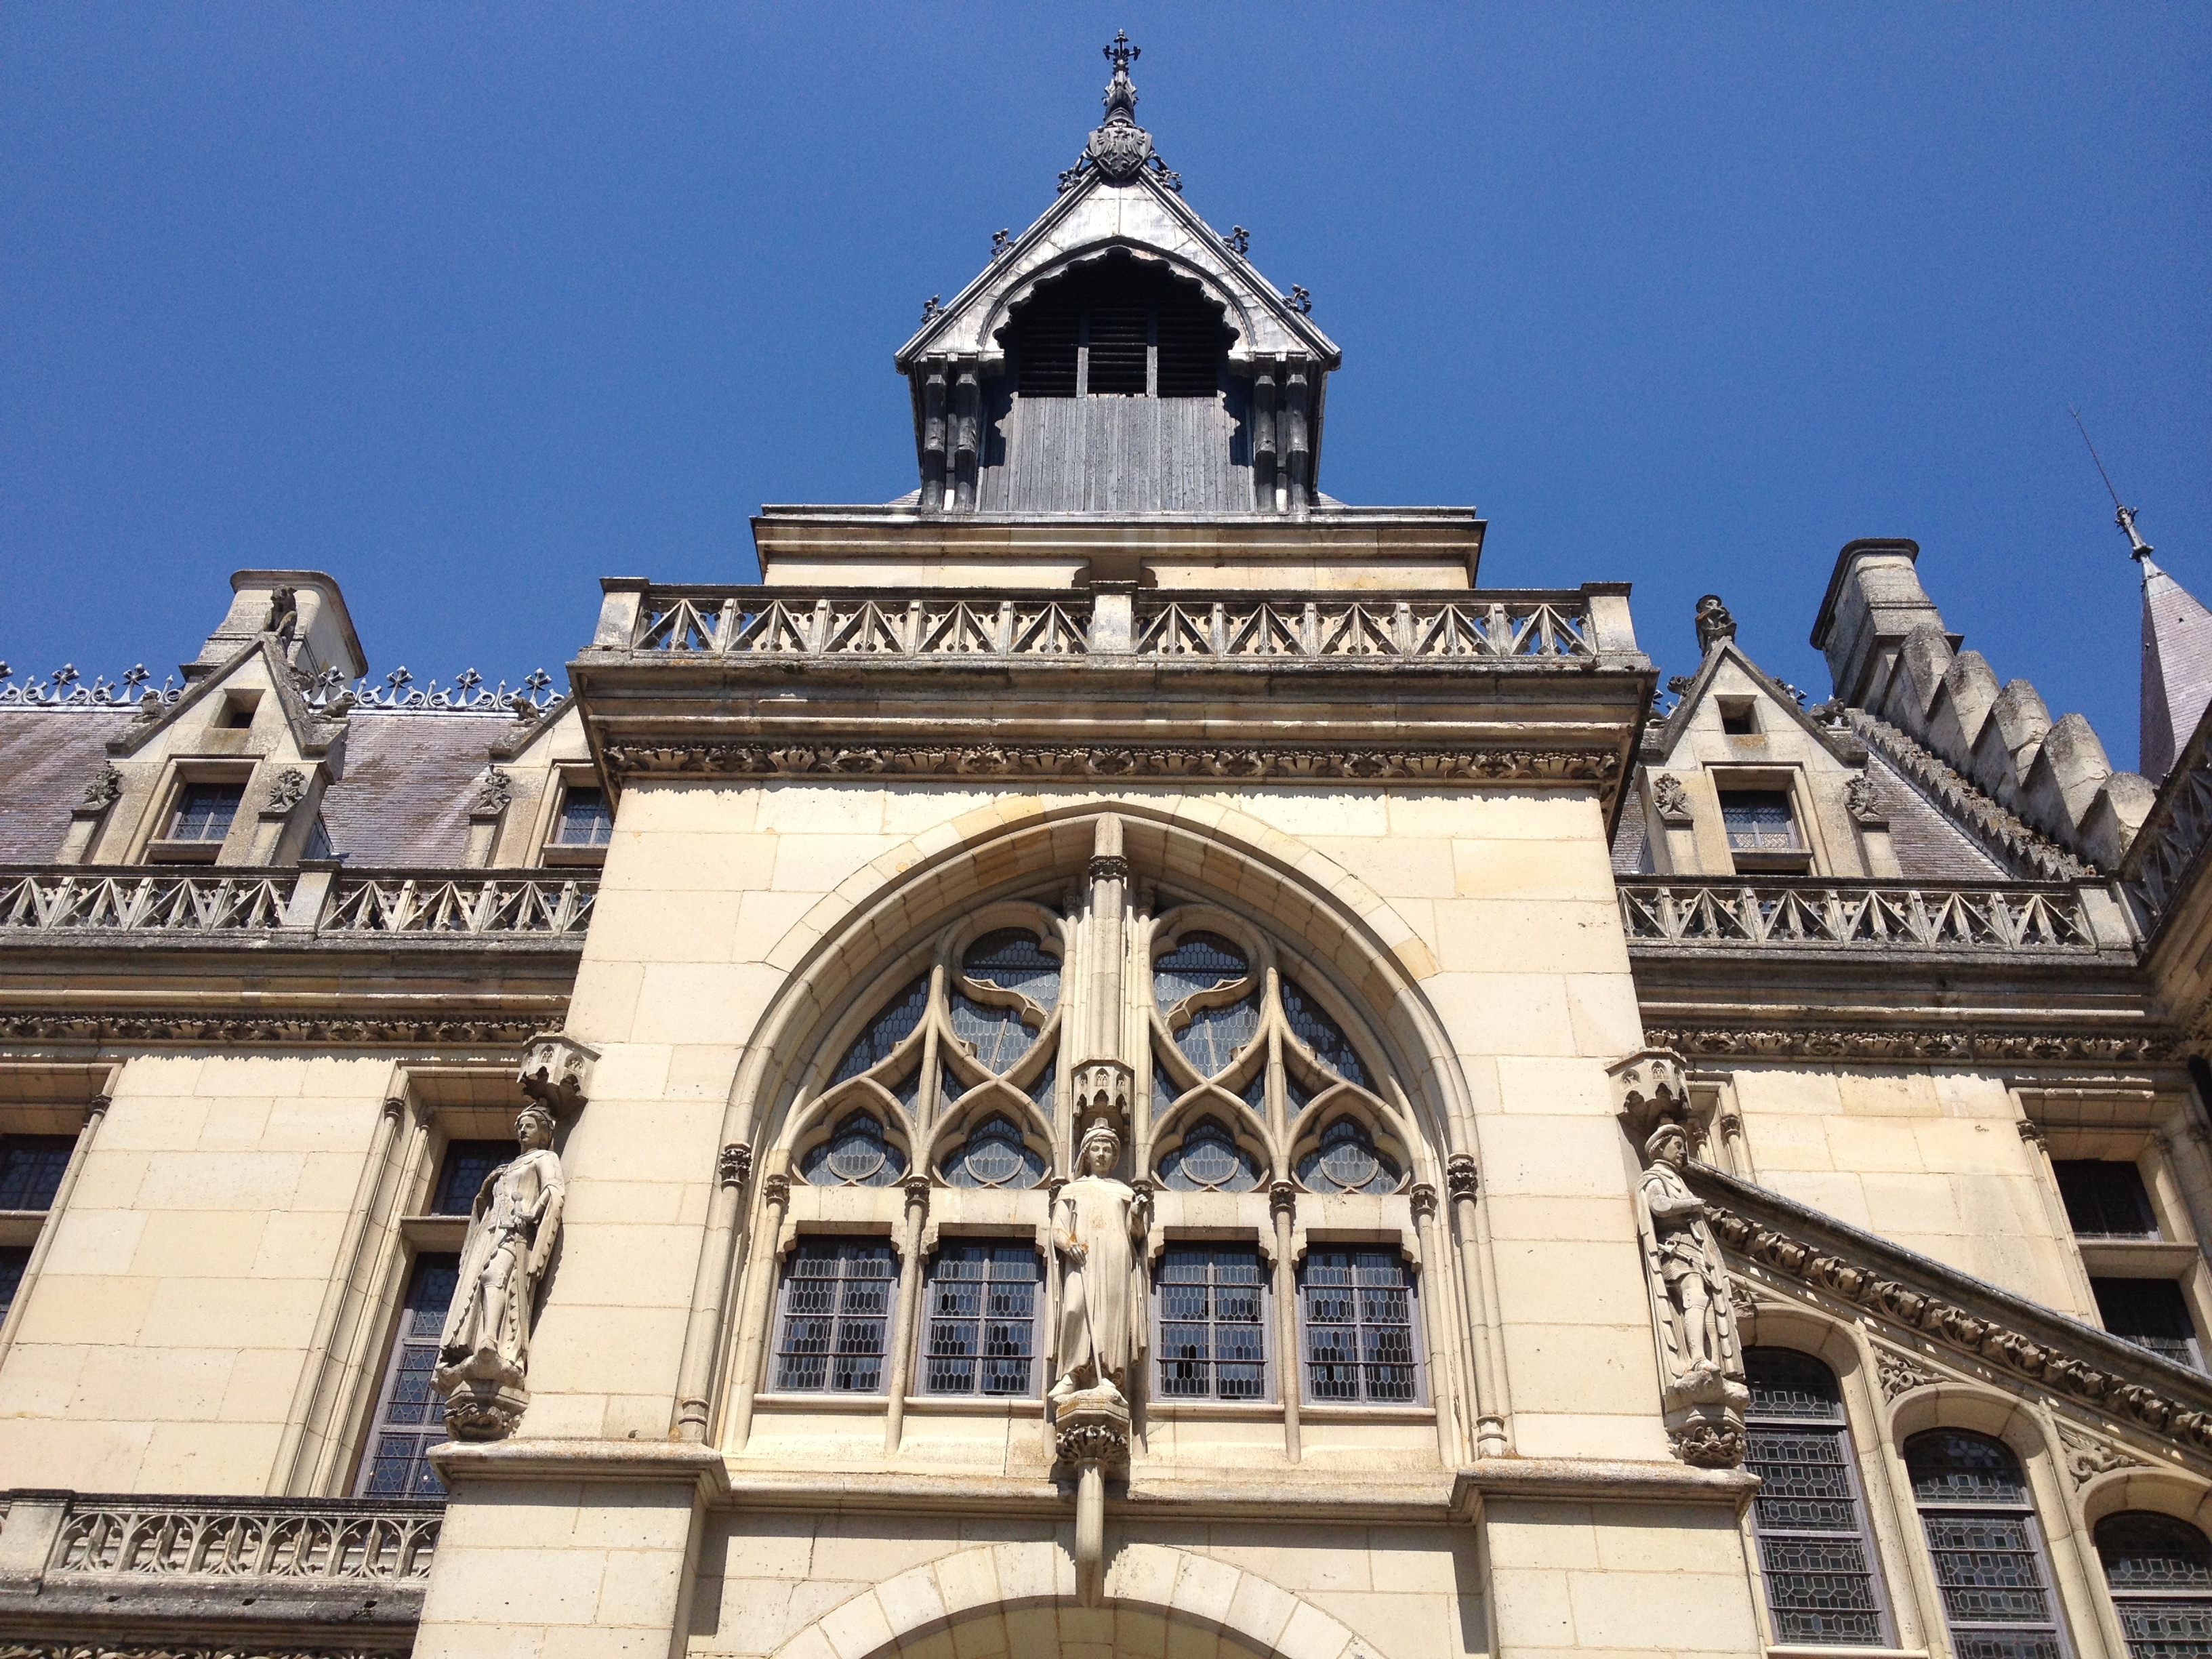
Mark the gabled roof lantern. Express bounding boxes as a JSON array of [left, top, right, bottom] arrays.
[[897, 35, 1340, 517]]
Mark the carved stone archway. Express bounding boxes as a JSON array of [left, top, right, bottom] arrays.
[[763, 1540, 1384, 1659]]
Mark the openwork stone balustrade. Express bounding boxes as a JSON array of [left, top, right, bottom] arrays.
[[616, 586, 1602, 663], [50, 1500, 439, 1582], [0, 867, 596, 939], [1618, 878, 2096, 953], [0, 1491, 438, 1639]]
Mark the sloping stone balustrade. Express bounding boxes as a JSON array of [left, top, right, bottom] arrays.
[[1618, 876, 2094, 952], [0, 867, 595, 939], [618, 585, 1601, 663]]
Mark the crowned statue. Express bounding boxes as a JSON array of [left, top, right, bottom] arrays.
[[432, 1101, 567, 1439]]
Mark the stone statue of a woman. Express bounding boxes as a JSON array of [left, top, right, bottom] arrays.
[[433, 1103, 566, 1439], [1051, 1121, 1147, 1407]]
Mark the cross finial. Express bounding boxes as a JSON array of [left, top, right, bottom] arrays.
[[1104, 30, 1139, 75]]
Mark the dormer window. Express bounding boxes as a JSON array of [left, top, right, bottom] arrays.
[[1008, 252, 1229, 401], [1719, 790, 1799, 853]]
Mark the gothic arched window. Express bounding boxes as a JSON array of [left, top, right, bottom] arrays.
[[1741, 1349, 1889, 1645], [1156, 1119, 1263, 1193], [1903, 1429, 2066, 1658], [1294, 1118, 1401, 1196], [2095, 1511, 2212, 1659], [943, 1115, 1048, 1190]]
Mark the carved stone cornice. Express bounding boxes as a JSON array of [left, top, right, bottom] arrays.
[[1689, 1162, 2212, 1462], [1645, 1024, 2174, 1065], [0, 1009, 549, 1048], [600, 739, 1623, 792]]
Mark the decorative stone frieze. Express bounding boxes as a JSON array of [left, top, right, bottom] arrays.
[[600, 739, 1623, 790], [0, 1010, 547, 1046], [1698, 1166, 2212, 1462], [1645, 1024, 2173, 1063], [0, 868, 596, 938]]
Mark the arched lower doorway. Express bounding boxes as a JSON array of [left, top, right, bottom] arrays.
[[764, 1539, 1381, 1659]]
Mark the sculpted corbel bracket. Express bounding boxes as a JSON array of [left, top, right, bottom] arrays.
[[518, 1031, 599, 1116], [1610, 1048, 1748, 1468]]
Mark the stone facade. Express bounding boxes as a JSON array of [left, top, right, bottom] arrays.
[[5, 37, 2212, 1659]]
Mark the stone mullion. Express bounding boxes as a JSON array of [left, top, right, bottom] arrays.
[[1271, 1180, 1302, 1463], [883, 1175, 932, 1453]]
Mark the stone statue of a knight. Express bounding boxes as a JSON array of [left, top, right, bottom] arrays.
[[433, 1102, 567, 1438], [1635, 1120, 1748, 1465]]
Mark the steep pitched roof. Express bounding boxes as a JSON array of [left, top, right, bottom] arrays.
[[2140, 555, 2212, 783]]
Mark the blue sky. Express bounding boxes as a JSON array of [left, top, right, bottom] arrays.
[[3, 6, 2205, 766]]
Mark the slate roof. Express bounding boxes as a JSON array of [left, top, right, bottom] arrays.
[[315, 712, 504, 867], [0, 711, 134, 861]]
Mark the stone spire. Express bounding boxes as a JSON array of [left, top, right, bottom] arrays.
[[2139, 550, 2212, 783]]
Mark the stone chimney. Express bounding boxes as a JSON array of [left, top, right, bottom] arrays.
[[188, 570, 367, 684]]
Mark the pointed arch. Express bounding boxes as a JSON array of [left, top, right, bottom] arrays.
[[761, 1539, 1387, 1659]]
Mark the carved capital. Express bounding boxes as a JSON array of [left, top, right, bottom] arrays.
[[1446, 1153, 1479, 1202], [2018, 1118, 2049, 1149], [717, 1141, 753, 1189], [1410, 1181, 1439, 1222], [1269, 1179, 1296, 1219], [381, 1095, 406, 1122], [1054, 1387, 1132, 1472], [1086, 854, 1130, 882], [1671, 1420, 1746, 1469], [762, 1172, 792, 1209], [901, 1172, 933, 1210], [1716, 1112, 1742, 1139], [518, 1031, 598, 1115]]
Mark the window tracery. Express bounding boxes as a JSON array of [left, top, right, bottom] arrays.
[[782, 875, 1418, 1196]]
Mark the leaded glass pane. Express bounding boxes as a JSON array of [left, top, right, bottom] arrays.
[[2093, 1277, 2203, 1371], [1720, 790, 1799, 850], [774, 1240, 895, 1393], [1744, 1350, 1887, 1646], [800, 1113, 907, 1187], [1924, 1516, 2053, 1621], [2100, 1513, 2212, 1659], [554, 785, 613, 846], [1948, 1637, 2064, 1659], [2102, 1513, 2212, 1589], [1158, 1120, 1261, 1192], [950, 991, 1036, 1071], [1746, 1346, 1845, 1422], [1300, 1248, 1416, 1404], [831, 977, 930, 1083], [962, 930, 1060, 1009], [1174, 994, 1260, 1077], [1153, 933, 1248, 1009], [1296, 1118, 1401, 1195], [432, 1140, 509, 1216], [1908, 1429, 2030, 1504], [0, 1134, 74, 1211], [357, 1253, 458, 1497], [170, 783, 242, 842], [942, 1115, 1046, 1189], [2055, 1160, 2161, 1238], [1157, 1246, 1265, 1400], [923, 1242, 1039, 1397], [1757, 1535, 1885, 1643], [1282, 980, 1368, 1086]]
